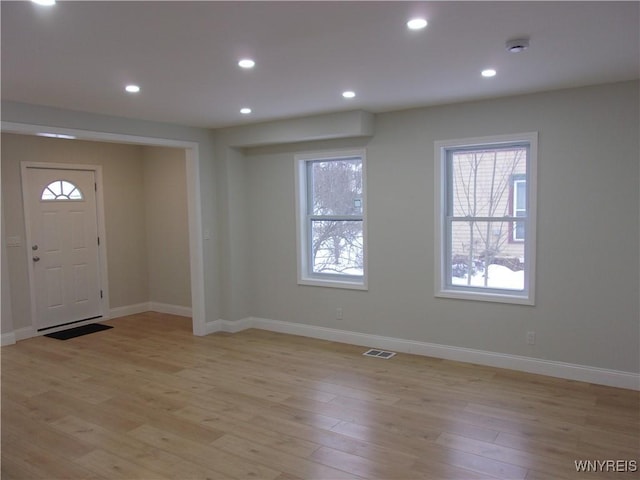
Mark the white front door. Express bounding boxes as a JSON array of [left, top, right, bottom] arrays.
[[24, 167, 103, 331]]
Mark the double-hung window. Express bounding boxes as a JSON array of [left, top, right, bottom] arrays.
[[434, 133, 537, 304], [295, 150, 367, 289]]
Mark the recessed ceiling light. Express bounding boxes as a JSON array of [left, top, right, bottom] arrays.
[[31, 0, 56, 6], [240, 107, 252, 114], [125, 84, 140, 93], [238, 59, 255, 69], [342, 91, 356, 99], [481, 69, 497, 78], [407, 18, 428, 30]]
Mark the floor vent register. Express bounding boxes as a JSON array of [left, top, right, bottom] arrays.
[[362, 348, 396, 359]]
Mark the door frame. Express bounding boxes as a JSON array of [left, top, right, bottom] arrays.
[[3, 121, 207, 337], [21, 162, 108, 332]]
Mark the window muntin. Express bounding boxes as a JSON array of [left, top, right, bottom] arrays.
[[296, 151, 367, 289], [41, 180, 83, 201], [435, 133, 537, 304]]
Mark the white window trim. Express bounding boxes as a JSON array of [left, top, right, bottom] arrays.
[[434, 132, 537, 305], [295, 149, 368, 290]]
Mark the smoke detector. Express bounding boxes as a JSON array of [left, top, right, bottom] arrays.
[[506, 38, 530, 53]]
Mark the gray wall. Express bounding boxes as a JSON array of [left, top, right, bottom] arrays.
[[220, 81, 640, 373]]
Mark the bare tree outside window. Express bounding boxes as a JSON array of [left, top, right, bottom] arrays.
[[308, 158, 363, 275]]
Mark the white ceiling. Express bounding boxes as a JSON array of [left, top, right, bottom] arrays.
[[2, 1, 638, 129]]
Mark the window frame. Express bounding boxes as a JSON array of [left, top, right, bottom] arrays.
[[295, 149, 368, 290], [434, 133, 537, 305]]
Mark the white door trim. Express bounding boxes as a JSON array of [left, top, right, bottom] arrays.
[[3, 121, 207, 337], [21, 162, 108, 330]]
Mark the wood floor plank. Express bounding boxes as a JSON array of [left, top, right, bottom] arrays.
[[494, 431, 580, 460], [436, 432, 577, 477], [172, 405, 321, 458], [75, 448, 173, 480], [50, 415, 227, 480], [32, 389, 144, 433], [250, 413, 418, 462], [128, 424, 281, 479], [2, 415, 95, 462], [310, 445, 406, 479], [178, 362, 339, 403], [102, 394, 226, 445], [0, 427, 106, 480], [2, 312, 638, 480], [212, 433, 363, 480], [409, 458, 494, 480]]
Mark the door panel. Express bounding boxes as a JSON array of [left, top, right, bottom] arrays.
[[25, 167, 102, 330]]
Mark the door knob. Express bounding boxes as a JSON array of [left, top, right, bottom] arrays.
[[33, 256, 40, 262], [32, 244, 38, 251]]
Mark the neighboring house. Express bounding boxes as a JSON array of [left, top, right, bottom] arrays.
[[450, 146, 527, 271]]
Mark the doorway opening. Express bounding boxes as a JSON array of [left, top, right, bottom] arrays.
[[2, 122, 206, 337]]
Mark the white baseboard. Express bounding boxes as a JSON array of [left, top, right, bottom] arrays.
[[206, 318, 253, 335], [206, 316, 639, 391], [14, 326, 36, 342], [149, 302, 192, 318], [1, 332, 16, 346], [110, 302, 150, 319], [110, 302, 192, 319]]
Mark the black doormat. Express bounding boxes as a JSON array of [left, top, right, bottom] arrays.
[[45, 323, 113, 340]]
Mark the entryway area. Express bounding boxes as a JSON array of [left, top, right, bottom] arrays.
[[2, 132, 197, 339]]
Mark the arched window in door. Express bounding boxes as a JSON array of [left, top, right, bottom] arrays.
[[41, 180, 84, 201]]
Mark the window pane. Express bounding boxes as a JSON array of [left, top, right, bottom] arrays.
[[309, 158, 362, 216], [450, 147, 527, 218], [60, 180, 82, 199], [49, 180, 63, 196], [41, 180, 84, 201], [515, 180, 526, 211], [311, 220, 363, 275], [450, 220, 524, 290], [513, 217, 525, 241], [41, 188, 56, 200]]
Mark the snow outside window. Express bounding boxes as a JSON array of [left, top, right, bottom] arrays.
[[434, 133, 537, 305], [295, 150, 367, 290]]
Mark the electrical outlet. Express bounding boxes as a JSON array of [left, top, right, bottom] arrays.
[[336, 307, 343, 320], [526, 331, 536, 345]]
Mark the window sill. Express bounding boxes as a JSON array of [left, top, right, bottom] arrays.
[[436, 288, 534, 306], [299, 277, 368, 291]]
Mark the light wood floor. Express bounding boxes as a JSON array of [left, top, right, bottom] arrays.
[[2, 313, 638, 479]]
